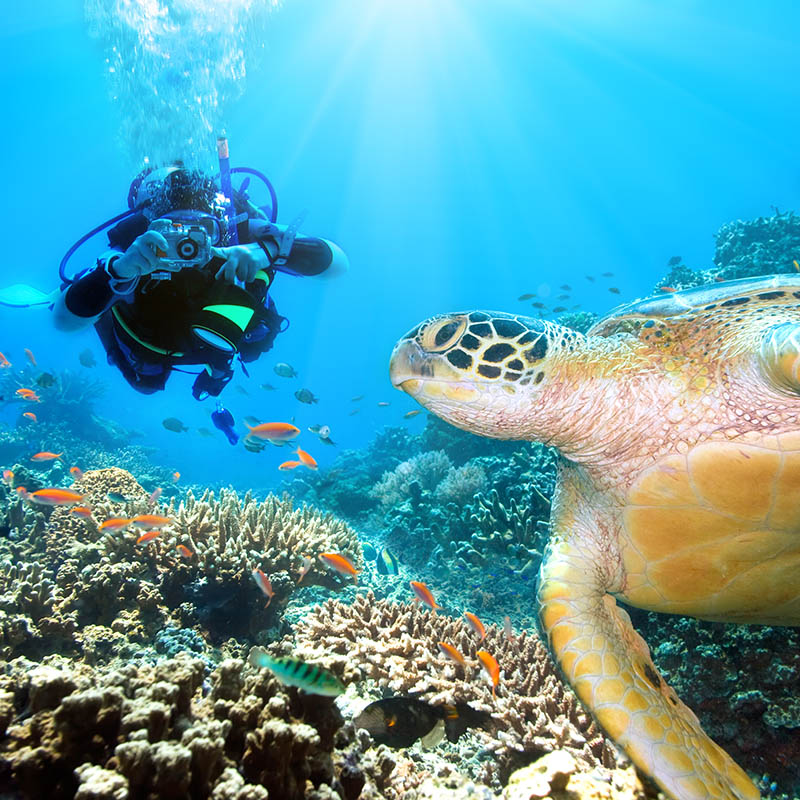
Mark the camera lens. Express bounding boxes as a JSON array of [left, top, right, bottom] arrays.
[[177, 237, 199, 260]]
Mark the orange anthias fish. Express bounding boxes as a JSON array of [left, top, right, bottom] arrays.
[[176, 544, 193, 559], [27, 488, 84, 506], [24, 348, 36, 367], [99, 517, 134, 531], [252, 568, 275, 607], [70, 506, 94, 520], [2, 469, 14, 487], [464, 612, 486, 641], [15, 388, 36, 398], [503, 615, 515, 641], [437, 641, 466, 667], [318, 552, 359, 582], [403, 409, 421, 419], [245, 422, 300, 442], [659, 286, 678, 293], [295, 447, 317, 470], [149, 487, 163, 505], [278, 460, 302, 471], [70, 466, 84, 481], [410, 580, 441, 612], [136, 530, 161, 545], [27, 489, 83, 506], [476, 650, 500, 698], [172, 471, 180, 482], [22, 412, 37, 422], [131, 514, 173, 529], [16, 487, 29, 500], [23, 393, 41, 403], [31, 452, 63, 462], [0, 352, 10, 368]]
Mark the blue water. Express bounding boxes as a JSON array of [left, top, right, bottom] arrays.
[[1, 0, 799, 490]]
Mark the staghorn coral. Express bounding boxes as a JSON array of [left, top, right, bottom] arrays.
[[292, 592, 621, 783], [168, 487, 363, 588], [0, 651, 394, 800]]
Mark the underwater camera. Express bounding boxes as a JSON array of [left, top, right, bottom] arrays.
[[148, 218, 211, 273]]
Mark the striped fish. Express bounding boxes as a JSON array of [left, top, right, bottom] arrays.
[[248, 648, 344, 697]]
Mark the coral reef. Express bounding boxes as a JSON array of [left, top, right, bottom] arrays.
[[654, 209, 800, 293], [371, 450, 455, 508], [420, 416, 522, 467], [502, 750, 649, 800], [556, 310, 599, 335], [293, 592, 620, 784], [285, 426, 422, 522], [0, 651, 399, 800], [632, 607, 800, 795], [0, 468, 364, 660], [713, 209, 800, 279]]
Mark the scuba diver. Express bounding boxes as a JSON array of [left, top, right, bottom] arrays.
[[51, 142, 347, 430]]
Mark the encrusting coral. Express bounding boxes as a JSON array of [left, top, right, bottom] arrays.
[[292, 592, 620, 783]]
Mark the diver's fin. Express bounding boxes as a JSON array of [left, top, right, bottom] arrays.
[[0, 284, 59, 308]]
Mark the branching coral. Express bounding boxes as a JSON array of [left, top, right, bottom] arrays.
[[292, 592, 620, 782], [0, 468, 365, 658]]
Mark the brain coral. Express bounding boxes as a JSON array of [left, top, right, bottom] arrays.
[[292, 592, 620, 782]]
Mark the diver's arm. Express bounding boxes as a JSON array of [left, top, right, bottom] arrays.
[[53, 230, 170, 331], [52, 255, 132, 331], [248, 220, 348, 279]]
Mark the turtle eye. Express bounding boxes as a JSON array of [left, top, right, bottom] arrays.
[[422, 316, 467, 353]]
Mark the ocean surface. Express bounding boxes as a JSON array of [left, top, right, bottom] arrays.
[[0, 1, 799, 799]]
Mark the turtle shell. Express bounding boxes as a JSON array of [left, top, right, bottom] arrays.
[[588, 274, 800, 338]]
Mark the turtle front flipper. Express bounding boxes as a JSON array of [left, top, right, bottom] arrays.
[[760, 321, 800, 393], [538, 539, 760, 800]]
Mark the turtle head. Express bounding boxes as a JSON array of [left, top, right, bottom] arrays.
[[390, 311, 579, 441]]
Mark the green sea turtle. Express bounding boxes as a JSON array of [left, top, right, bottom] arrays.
[[389, 275, 800, 800]]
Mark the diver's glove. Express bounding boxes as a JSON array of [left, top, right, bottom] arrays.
[[210, 243, 268, 284], [110, 230, 172, 281]]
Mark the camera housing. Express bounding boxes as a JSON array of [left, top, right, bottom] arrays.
[[149, 218, 211, 271]]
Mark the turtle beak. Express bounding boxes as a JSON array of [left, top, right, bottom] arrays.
[[389, 340, 427, 396]]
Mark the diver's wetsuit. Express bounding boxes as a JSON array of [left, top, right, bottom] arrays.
[[63, 213, 288, 397]]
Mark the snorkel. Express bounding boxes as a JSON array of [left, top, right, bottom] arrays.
[[217, 136, 241, 246]]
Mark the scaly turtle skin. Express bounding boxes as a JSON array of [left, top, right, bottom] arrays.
[[389, 275, 800, 800]]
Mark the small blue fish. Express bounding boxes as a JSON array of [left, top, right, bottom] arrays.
[[107, 492, 127, 503]]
